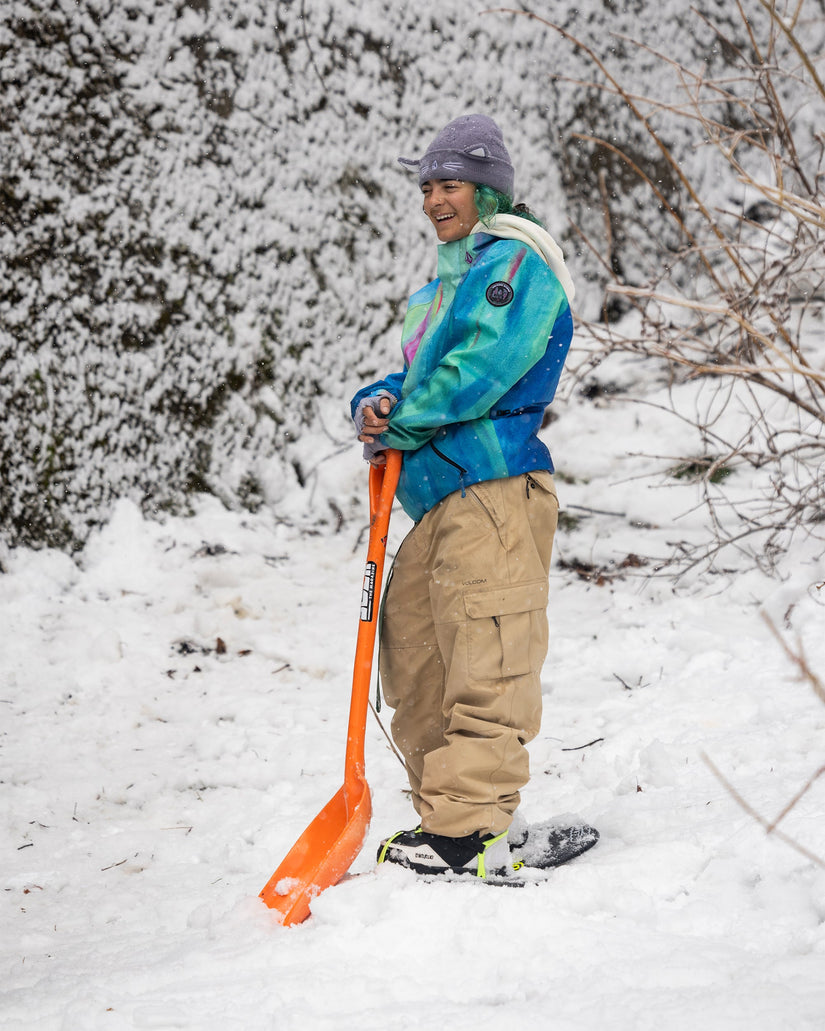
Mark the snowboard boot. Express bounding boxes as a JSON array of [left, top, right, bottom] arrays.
[[377, 827, 511, 879]]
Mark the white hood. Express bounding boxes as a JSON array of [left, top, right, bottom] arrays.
[[471, 214, 576, 306]]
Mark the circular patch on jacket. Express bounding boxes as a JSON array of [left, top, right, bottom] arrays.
[[486, 281, 514, 307]]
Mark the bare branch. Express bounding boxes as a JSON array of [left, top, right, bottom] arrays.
[[703, 752, 825, 869], [761, 611, 825, 705]]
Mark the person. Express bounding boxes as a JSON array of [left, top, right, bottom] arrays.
[[351, 113, 575, 879]]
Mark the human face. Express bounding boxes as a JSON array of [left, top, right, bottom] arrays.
[[421, 180, 479, 242]]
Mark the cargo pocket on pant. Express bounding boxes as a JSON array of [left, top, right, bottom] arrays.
[[463, 579, 549, 679]]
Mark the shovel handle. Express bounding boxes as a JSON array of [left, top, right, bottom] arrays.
[[368, 450, 401, 539]]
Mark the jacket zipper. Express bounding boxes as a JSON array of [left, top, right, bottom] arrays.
[[489, 402, 548, 418], [429, 441, 468, 497]]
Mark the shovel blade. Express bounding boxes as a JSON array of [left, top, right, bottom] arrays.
[[259, 777, 372, 926]]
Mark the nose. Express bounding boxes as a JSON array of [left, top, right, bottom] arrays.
[[427, 185, 447, 208]]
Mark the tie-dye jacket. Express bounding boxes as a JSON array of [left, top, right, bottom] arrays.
[[351, 229, 573, 522]]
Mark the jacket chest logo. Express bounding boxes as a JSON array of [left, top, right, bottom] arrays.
[[486, 281, 514, 307]]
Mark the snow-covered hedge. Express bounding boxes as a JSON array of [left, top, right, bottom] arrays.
[[0, 0, 775, 550]]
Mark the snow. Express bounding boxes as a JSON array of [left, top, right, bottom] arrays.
[[3, 3, 825, 1024], [2, 373, 825, 1030]]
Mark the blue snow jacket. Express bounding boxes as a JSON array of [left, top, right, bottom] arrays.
[[351, 227, 573, 523]]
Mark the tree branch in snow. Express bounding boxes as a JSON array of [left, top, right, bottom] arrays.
[[703, 752, 824, 870], [702, 612, 824, 869]]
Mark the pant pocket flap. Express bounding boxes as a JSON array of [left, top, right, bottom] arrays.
[[464, 579, 548, 618]]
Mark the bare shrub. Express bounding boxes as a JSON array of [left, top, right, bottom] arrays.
[[493, 1, 825, 572]]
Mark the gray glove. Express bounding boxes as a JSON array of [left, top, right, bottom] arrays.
[[353, 391, 397, 460]]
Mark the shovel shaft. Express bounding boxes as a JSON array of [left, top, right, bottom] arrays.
[[345, 451, 401, 795]]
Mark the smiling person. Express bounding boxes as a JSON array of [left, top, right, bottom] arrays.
[[351, 113, 576, 880]]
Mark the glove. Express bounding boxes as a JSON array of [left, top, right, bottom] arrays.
[[353, 391, 397, 460]]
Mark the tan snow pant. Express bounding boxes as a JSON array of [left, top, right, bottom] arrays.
[[379, 471, 559, 837]]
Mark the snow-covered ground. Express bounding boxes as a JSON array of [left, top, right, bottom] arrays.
[[2, 347, 825, 1030]]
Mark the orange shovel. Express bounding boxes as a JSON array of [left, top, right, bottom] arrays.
[[259, 449, 402, 925]]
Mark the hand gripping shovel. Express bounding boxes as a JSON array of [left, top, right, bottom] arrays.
[[259, 449, 402, 925]]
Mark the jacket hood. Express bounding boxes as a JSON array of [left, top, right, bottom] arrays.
[[469, 214, 575, 305]]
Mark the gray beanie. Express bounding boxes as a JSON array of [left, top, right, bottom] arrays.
[[398, 114, 515, 197]]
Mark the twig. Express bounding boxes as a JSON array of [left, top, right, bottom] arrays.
[[567, 504, 627, 518], [700, 611, 825, 867], [561, 738, 605, 751], [703, 752, 825, 869], [761, 611, 825, 704], [767, 765, 825, 833], [101, 858, 128, 871], [606, 285, 825, 389], [613, 673, 645, 691], [756, 0, 825, 102]]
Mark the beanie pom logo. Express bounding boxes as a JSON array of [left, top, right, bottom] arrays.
[[486, 281, 514, 307]]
